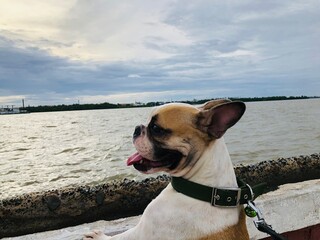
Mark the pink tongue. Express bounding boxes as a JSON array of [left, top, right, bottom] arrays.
[[127, 152, 143, 166]]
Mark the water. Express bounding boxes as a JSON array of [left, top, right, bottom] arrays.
[[0, 99, 319, 199]]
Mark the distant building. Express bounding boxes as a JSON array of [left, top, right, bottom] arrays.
[[0, 106, 28, 115]]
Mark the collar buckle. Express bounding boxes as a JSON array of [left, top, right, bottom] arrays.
[[211, 187, 242, 208]]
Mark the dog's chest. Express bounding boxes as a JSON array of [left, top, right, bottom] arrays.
[[140, 185, 247, 240]]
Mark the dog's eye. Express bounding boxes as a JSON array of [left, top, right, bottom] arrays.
[[150, 123, 165, 135]]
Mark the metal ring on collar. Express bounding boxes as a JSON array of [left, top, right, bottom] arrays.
[[246, 183, 255, 201]]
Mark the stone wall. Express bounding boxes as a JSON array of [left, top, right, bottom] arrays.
[[0, 153, 319, 238], [4, 179, 320, 240]]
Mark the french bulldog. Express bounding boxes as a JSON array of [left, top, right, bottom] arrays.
[[84, 99, 249, 240]]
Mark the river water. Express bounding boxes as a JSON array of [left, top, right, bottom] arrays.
[[0, 99, 319, 199]]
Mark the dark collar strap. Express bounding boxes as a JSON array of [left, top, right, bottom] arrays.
[[171, 177, 266, 207]]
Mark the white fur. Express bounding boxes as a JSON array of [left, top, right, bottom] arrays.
[[84, 138, 241, 240]]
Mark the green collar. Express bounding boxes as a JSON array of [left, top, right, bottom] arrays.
[[171, 177, 266, 207]]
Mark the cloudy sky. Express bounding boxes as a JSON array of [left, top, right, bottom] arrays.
[[0, 0, 319, 106]]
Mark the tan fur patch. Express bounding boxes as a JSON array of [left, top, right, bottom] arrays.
[[198, 210, 249, 240], [153, 104, 209, 148], [154, 104, 199, 133]]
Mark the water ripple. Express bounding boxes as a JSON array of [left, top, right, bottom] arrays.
[[55, 147, 87, 155], [0, 99, 319, 199]]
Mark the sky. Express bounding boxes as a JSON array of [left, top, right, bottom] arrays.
[[0, 0, 319, 106]]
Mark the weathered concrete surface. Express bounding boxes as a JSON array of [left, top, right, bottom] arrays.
[[0, 176, 170, 238], [3, 179, 320, 240], [247, 179, 320, 239], [1, 153, 319, 238], [235, 153, 320, 188]]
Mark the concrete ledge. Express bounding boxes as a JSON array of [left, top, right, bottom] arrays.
[[4, 179, 320, 240], [247, 179, 320, 239], [1, 153, 319, 238]]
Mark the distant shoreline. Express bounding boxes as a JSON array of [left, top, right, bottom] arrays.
[[22, 95, 319, 113]]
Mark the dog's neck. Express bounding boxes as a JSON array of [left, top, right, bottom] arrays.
[[183, 138, 238, 189]]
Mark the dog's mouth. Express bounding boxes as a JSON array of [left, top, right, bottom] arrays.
[[127, 150, 182, 173]]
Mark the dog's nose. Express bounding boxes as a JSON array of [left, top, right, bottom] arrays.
[[133, 125, 143, 139]]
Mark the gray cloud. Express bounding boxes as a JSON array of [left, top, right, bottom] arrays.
[[0, 0, 319, 106]]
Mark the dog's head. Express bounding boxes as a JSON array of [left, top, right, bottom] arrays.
[[127, 99, 245, 176]]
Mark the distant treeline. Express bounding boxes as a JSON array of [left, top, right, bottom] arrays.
[[23, 96, 318, 113], [24, 102, 130, 113], [182, 95, 315, 105]]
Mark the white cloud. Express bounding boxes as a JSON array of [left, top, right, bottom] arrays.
[[0, 95, 26, 106], [214, 50, 257, 58], [127, 74, 141, 78], [0, 1, 75, 49], [0, 0, 193, 62], [0, 0, 319, 106], [81, 88, 233, 104], [56, 1, 193, 61]]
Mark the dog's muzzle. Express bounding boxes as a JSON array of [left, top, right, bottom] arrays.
[[133, 125, 144, 140]]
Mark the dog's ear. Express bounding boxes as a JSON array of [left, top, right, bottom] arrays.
[[198, 99, 231, 111], [197, 102, 246, 139]]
